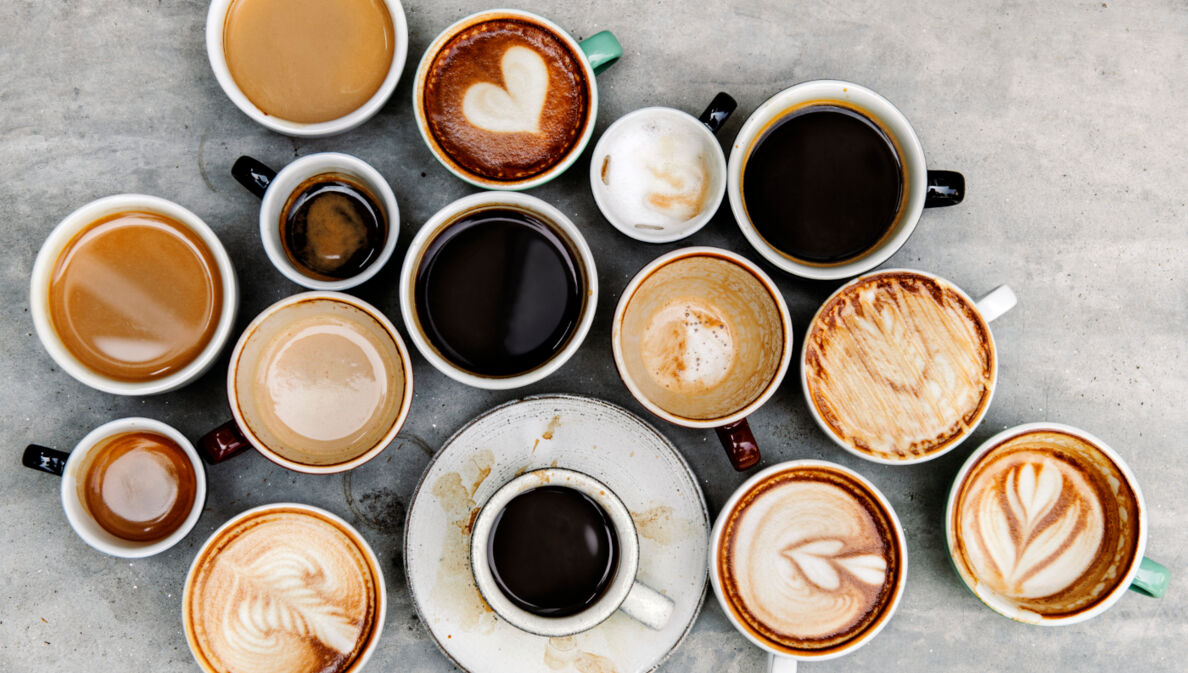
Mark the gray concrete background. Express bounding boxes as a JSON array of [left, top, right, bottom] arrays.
[[1, 0, 1184, 670]]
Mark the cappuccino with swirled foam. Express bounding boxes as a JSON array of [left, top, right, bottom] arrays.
[[949, 430, 1141, 621], [184, 506, 383, 673], [717, 464, 903, 654], [421, 16, 590, 183], [804, 271, 994, 461]]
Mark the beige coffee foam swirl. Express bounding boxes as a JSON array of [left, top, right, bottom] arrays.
[[951, 431, 1141, 617], [188, 511, 377, 673], [805, 272, 993, 460], [720, 471, 898, 652]]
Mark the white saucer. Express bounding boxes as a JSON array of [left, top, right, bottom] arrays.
[[404, 394, 709, 673]]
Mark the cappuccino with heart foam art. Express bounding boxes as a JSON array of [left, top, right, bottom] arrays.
[[421, 15, 590, 183]]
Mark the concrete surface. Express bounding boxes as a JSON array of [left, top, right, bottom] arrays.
[[1, 0, 1185, 671]]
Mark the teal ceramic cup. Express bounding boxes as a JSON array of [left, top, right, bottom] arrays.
[[945, 422, 1169, 625], [412, 8, 621, 190]]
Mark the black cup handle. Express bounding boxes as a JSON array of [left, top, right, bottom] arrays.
[[697, 92, 738, 135], [232, 156, 277, 200], [925, 170, 964, 207], [22, 444, 70, 477]]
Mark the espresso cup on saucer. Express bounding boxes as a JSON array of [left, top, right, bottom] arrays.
[[413, 9, 622, 190], [21, 417, 206, 558], [30, 194, 239, 396], [611, 247, 792, 470], [399, 191, 598, 389], [946, 422, 1169, 625], [590, 92, 737, 243], [710, 460, 908, 672], [200, 291, 414, 473], [801, 269, 1016, 464], [728, 80, 965, 279], [183, 503, 386, 673], [470, 468, 674, 636], [206, 0, 409, 136], [231, 153, 400, 290]]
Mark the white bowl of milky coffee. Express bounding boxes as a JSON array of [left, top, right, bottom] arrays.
[[206, 0, 409, 137], [801, 268, 1017, 464], [946, 423, 1167, 625], [183, 503, 385, 673], [710, 460, 908, 668]]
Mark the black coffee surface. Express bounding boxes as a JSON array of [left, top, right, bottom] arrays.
[[281, 173, 386, 280], [743, 105, 902, 263], [488, 486, 619, 617], [414, 209, 582, 377]]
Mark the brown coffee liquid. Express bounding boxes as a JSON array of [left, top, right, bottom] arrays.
[[48, 211, 223, 382], [223, 0, 395, 124], [79, 431, 197, 542], [743, 105, 902, 263], [280, 173, 386, 281], [488, 486, 618, 617], [414, 209, 583, 377]]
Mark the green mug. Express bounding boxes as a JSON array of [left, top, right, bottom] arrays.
[[946, 422, 1169, 625], [412, 9, 622, 190]]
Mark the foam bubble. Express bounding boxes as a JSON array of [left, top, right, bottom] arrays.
[[639, 298, 734, 393]]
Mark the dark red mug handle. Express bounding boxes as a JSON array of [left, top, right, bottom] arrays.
[[715, 418, 761, 471], [199, 420, 251, 464]]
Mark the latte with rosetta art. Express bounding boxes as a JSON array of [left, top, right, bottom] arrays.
[[422, 17, 590, 182], [950, 430, 1141, 619], [804, 271, 994, 461], [185, 508, 380, 673], [718, 466, 902, 654]]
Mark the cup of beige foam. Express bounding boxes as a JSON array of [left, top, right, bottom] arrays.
[[590, 93, 736, 243]]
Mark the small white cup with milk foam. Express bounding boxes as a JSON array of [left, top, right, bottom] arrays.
[[590, 93, 736, 243]]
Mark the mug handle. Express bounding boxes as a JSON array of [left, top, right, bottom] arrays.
[[925, 170, 964, 207], [697, 92, 738, 135], [768, 654, 798, 672], [578, 31, 622, 75], [618, 580, 674, 630], [716, 419, 761, 471], [199, 420, 252, 464], [231, 155, 277, 199], [1129, 557, 1170, 598], [22, 444, 69, 476], [975, 285, 1017, 323]]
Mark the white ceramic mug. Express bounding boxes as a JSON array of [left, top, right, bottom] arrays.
[[709, 460, 908, 672], [230, 152, 400, 290], [205, 0, 409, 137], [30, 194, 239, 396], [470, 468, 673, 636], [398, 191, 598, 390], [589, 93, 736, 243], [22, 417, 207, 558], [800, 268, 1016, 465], [728, 80, 964, 279]]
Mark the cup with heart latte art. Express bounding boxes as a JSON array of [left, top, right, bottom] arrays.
[[946, 423, 1169, 625], [413, 9, 622, 190]]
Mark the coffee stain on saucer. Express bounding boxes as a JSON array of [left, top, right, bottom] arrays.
[[544, 636, 619, 673], [430, 448, 496, 632], [542, 414, 562, 440], [631, 505, 693, 546]]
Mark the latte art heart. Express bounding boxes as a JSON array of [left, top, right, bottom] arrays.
[[462, 46, 548, 134]]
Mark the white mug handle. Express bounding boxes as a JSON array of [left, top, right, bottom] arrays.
[[768, 653, 798, 672], [618, 580, 674, 630], [975, 284, 1017, 323]]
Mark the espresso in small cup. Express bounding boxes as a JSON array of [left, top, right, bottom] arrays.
[[280, 172, 387, 281], [803, 270, 1014, 464], [184, 504, 385, 673]]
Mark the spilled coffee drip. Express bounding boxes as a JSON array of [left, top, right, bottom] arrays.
[[718, 466, 900, 653], [951, 430, 1141, 618], [804, 271, 994, 460], [79, 431, 196, 542]]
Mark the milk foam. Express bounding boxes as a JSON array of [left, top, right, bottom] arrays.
[[724, 478, 892, 645], [596, 113, 716, 233], [462, 46, 548, 134], [639, 298, 734, 393]]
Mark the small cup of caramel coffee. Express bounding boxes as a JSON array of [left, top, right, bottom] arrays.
[[22, 417, 206, 558], [231, 153, 400, 290], [30, 194, 239, 396], [206, 0, 409, 136], [413, 9, 622, 190]]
